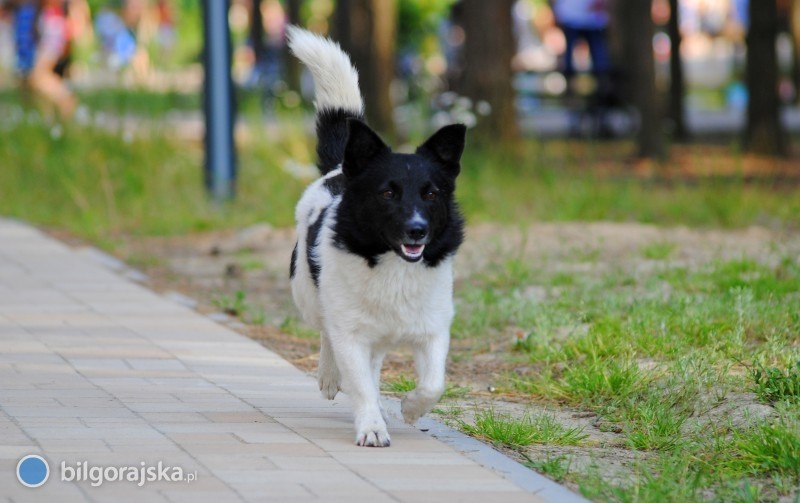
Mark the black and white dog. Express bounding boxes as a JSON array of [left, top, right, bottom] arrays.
[[287, 27, 466, 447]]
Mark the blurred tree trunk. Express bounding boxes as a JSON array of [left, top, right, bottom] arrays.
[[250, 0, 266, 66], [617, 0, 664, 158], [334, 0, 397, 138], [791, 0, 800, 104], [667, 0, 689, 140], [284, 0, 302, 93], [458, 0, 518, 144], [745, 0, 787, 156]]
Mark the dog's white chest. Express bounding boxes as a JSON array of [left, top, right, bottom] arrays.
[[320, 250, 454, 342]]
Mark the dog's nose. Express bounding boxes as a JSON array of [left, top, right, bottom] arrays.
[[405, 225, 428, 241]]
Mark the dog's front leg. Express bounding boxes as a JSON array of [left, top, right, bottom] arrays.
[[402, 332, 449, 424], [331, 335, 391, 447]]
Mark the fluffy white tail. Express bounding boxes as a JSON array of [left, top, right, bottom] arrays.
[[286, 26, 364, 114]]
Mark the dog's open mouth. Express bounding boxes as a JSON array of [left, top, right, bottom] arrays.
[[400, 244, 425, 262]]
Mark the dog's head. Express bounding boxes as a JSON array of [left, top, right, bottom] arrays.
[[337, 120, 466, 264]]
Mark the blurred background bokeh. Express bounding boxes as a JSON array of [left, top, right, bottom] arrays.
[[0, 0, 798, 238]]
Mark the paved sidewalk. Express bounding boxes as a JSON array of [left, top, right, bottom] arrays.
[[0, 219, 582, 502]]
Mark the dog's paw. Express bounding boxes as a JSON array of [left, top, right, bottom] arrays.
[[318, 373, 340, 400], [354, 413, 391, 447], [401, 389, 441, 424], [355, 428, 391, 447]]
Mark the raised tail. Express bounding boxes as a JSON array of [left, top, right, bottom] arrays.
[[286, 26, 365, 175]]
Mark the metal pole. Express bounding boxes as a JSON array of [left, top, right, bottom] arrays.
[[202, 0, 236, 201]]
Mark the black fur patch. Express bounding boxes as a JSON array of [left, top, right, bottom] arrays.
[[306, 207, 328, 287], [323, 172, 346, 196], [332, 149, 464, 268], [289, 243, 298, 278], [316, 109, 365, 175]]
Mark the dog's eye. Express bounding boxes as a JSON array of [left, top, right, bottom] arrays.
[[423, 191, 437, 201], [381, 190, 394, 200]]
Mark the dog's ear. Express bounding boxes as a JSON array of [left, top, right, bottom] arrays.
[[416, 124, 467, 176], [342, 119, 390, 178]]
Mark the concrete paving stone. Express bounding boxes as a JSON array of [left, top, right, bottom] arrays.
[[122, 402, 216, 413], [197, 455, 278, 472], [9, 417, 85, 427], [65, 483, 174, 503], [54, 397, 124, 408], [64, 358, 132, 371], [227, 470, 386, 495], [0, 340, 51, 353], [36, 439, 114, 454], [3, 406, 137, 419], [0, 353, 66, 365], [136, 377, 220, 390], [329, 451, 476, 466], [353, 463, 515, 481], [217, 482, 314, 501], [0, 396, 61, 406], [269, 417, 354, 430], [165, 432, 247, 445], [34, 378, 98, 390], [0, 445, 38, 460], [202, 411, 274, 423], [125, 359, 189, 371], [390, 491, 546, 503], [11, 362, 77, 375], [57, 346, 176, 360], [153, 423, 289, 437], [78, 419, 151, 429], [86, 440, 182, 453], [368, 476, 523, 493], [208, 442, 330, 457], [232, 431, 313, 445], [2, 480, 89, 502], [0, 388, 108, 400], [138, 412, 211, 424], [322, 436, 458, 454], [3, 313, 93, 327], [19, 426, 160, 441], [265, 456, 346, 471]]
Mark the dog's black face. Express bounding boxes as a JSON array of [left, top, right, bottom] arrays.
[[333, 120, 466, 266]]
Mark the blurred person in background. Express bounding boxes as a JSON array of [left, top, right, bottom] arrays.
[[95, 0, 149, 80], [11, 0, 77, 120], [550, 0, 613, 136]]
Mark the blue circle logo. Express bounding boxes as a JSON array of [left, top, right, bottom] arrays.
[[17, 455, 49, 488]]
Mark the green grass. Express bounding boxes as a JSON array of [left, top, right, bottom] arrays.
[[522, 453, 572, 483], [2, 108, 799, 249], [640, 240, 676, 260], [456, 145, 800, 228], [382, 376, 471, 400], [751, 361, 800, 404], [453, 250, 800, 500], [0, 120, 307, 243], [732, 413, 800, 480], [458, 408, 587, 449], [279, 316, 318, 340]]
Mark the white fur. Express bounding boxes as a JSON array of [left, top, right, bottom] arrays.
[[291, 170, 455, 447], [286, 26, 364, 114]]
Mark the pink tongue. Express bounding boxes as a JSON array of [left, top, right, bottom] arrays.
[[404, 245, 422, 255]]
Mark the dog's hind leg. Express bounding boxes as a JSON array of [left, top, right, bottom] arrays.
[[318, 330, 341, 400], [402, 332, 449, 424]]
